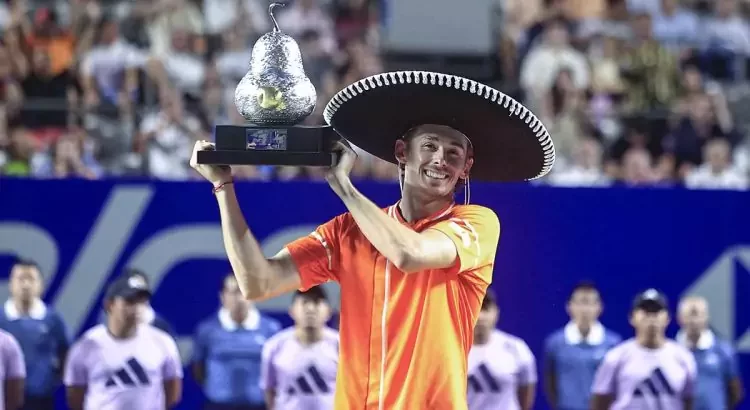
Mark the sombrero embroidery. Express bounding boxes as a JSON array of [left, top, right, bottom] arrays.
[[324, 71, 555, 182]]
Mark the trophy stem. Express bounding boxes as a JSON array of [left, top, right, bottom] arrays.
[[269, 2, 285, 32]]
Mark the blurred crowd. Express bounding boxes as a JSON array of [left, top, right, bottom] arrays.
[[1, 0, 750, 190]]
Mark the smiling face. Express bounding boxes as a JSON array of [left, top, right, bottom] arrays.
[[394, 124, 473, 198]]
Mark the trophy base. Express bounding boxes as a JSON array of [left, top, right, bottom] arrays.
[[197, 124, 340, 166]]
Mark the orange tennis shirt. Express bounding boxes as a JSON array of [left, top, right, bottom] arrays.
[[286, 202, 501, 410]]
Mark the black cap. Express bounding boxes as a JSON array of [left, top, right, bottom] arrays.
[[294, 286, 329, 303], [632, 289, 668, 313], [105, 275, 152, 301]]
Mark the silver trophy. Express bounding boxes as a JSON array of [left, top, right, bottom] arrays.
[[197, 2, 339, 166]]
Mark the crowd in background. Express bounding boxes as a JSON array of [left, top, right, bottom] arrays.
[[0, 0, 750, 190]]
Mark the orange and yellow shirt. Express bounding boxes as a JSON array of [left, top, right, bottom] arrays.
[[286, 202, 501, 410]]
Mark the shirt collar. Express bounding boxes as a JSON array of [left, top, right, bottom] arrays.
[[564, 321, 605, 345], [218, 307, 260, 331], [677, 329, 715, 350], [389, 201, 455, 228], [4, 299, 47, 320]]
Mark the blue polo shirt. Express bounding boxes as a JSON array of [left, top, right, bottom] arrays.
[[0, 300, 70, 398], [544, 322, 622, 410], [193, 308, 281, 406], [677, 330, 740, 410]]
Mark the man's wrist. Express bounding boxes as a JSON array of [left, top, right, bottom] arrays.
[[212, 179, 234, 195]]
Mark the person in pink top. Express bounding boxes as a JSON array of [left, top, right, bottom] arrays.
[[591, 289, 697, 410], [63, 275, 183, 410], [467, 291, 536, 410], [260, 287, 339, 410], [0, 328, 25, 410]]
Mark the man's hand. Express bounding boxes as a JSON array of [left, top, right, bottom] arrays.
[[325, 140, 358, 196], [189, 140, 232, 185]]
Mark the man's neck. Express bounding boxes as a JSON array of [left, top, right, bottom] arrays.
[[637, 334, 665, 349], [685, 330, 702, 346], [474, 331, 490, 346], [107, 322, 137, 339], [576, 322, 593, 338], [398, 188, 453, 222], [295, 327, 322, 345], [230, 309, 248, 325], [13, 298, 35, 315]]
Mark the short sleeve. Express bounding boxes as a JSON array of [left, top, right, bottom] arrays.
[[429, 205, 501, 283], [160, 334, 184, 380], [259, 339, 277, 390], [516, 339, 537, 385], [2, 333, 25, 379], [64, 341, 89, 386], [286, 215, 345, 291], [591, 347, 621, 395]]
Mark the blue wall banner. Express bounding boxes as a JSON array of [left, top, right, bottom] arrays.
[[1, 178, 749, 409]]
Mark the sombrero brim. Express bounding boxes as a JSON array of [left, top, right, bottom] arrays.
[[323, 71, 554, 182]]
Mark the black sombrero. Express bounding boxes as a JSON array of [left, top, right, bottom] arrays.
[[323, 71, 555, 182]]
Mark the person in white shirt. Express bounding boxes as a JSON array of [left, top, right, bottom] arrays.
[[685, 138, 747, 190], [520, 17, 590, 107], [548, 138, 611, 187]]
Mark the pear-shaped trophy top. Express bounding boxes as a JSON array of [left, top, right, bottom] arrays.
[[235, 2, 317, 125]]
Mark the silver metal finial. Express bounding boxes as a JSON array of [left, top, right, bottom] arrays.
[[269, 2, 285, 32]]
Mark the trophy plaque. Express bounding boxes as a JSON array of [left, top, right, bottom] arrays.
[[197, 2, 340, 167]]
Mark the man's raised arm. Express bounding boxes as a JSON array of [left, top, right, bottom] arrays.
[[190, 141, 302, 300], [214, 184, 302, 300]]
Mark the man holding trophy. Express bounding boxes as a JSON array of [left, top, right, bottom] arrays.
[[190, 4, 555, 409]]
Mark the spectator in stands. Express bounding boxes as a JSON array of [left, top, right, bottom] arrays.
[[0, 259, 69, 410], [261, 287, 339, 410], [17, 49, 77, 134], [676, 295, 744, 410], [64, 275, 183, 410], [699, 0, 750, 81], [331, 0, 380, 46], [651, 0, 698, 55], [620, 148, 661, 185], [192, 274, 281, 410], [137, 87, 204, 180], [543, 282, 621, 410], [591, 289, 697, 409], [0, 328, 25, 410], [548, 138, 611, 187], [133, 0, 203, 56], [276, 0, 337, 58], [79, 17, 144, 115], [684, 138, 748, 190], [605, 121, 664, 179], [619, 12, 681, 114], [539, 68, 585, 167], [663, 92, 739, 179], [17, 7, 76, 78], [468, 291, 536, 410], [494, 0, 542, 80], [34, 127, 102, 179], [1, 125, 37, 177], [202, 0, 268, 51], [152, 30, 207, 107], [520, 16, 589, 111]]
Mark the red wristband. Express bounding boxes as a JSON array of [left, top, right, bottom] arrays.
[[212, 180, 234, 194]]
